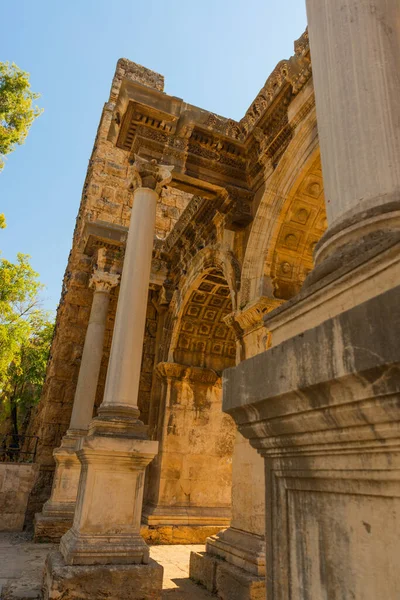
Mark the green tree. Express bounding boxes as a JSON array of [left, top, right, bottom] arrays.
[[0, 62, 43, 171], [0, 253, 44, 381], [2, 314, 54, 440]]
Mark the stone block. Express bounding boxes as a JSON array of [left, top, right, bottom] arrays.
[[189, 551, 217, 593], [43, 551, 163, 600], [34, 513, 72, 543], [215, 560, 265, 600]]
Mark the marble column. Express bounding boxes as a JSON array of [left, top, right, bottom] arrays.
[[34, 266, 119, 542], [306, 0, 400, 268], [44, 158, 173, 599]]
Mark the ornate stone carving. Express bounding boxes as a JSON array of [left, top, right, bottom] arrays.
[[224, 296, 283, 338], [269, 155, 327, 300], [157, 362, 220, 386], [89, 269, 120, 293], [163, 195, 205, 254], [130, 156, 174, 195]]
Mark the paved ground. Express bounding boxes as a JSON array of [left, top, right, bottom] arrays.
[[0, 533, 214, 599]]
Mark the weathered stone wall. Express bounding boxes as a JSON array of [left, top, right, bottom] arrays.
[[144, 370, 235, 526], [0, 464, 38, 531]]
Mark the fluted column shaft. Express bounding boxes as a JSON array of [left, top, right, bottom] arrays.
[[306, 0, 400, 261]]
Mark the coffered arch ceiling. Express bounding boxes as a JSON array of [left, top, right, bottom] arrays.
[[173, 269, 236, 373], [267, 155, 327, 300]]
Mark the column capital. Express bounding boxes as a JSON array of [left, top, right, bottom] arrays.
[[130, 156, 173, 195], [89, 269, 120, 293]]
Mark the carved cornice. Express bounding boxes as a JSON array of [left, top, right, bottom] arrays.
[[163, 196, 205, 254], [110, 29, 312, 208], [238, 30, 311, 141], [89, 269, 120, 293], [130, 156, 174, 195]]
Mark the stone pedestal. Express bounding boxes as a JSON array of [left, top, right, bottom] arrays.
[[60, 431, 158, 566], [34, 431, 82, 542]]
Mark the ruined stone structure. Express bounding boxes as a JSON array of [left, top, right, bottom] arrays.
[[18, 0, 399, 598]]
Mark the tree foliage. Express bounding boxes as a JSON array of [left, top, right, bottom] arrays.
[[0, 253, 44, 379], [0, 249, 54, 449], [2, 315, 54, 437], [0, 62, 43, 171]]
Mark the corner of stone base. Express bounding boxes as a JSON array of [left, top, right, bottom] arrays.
[[34, 514, 72, 543], [189, 551, 265, 600], [43, 551, 163, 600], [189, 551, 218, 593]]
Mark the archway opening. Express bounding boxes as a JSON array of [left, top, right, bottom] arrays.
[[267, 155, 327, 300], [173, 269, 236, 372]]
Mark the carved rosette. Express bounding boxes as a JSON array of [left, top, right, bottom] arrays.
[[130, 156, 174, 195], [89, 269, 120, 293]]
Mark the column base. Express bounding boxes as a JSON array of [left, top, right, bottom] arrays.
[[60, 527, 150, 566], [190, 551, 265, 600], [59, 425, 158, 567], [43, 550, 163, 600]]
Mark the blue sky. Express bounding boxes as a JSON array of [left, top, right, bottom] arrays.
[[1, 0, 307, 314]]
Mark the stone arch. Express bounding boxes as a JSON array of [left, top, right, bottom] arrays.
[[266, 153, 326, 299], [240, 109, 322, 306], [168, 267, 236, 373], [164, 245, 240, 368]]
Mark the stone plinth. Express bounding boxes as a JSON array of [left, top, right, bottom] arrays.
[[223, 285, 400, 599], [43, 551, 163, 600], [59, 431, 157, 566]]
